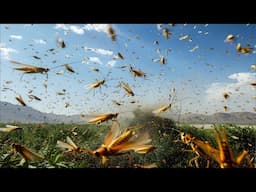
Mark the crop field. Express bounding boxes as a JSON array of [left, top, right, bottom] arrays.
[[1, 112, 255, 168]]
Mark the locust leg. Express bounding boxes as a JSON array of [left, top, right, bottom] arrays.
[[44, 80, 48, 94], [99, 86, 102, 94], [20, 73, 25, 81], [206, 160, 210, 168], [236, 150, 250, 166], [127, 151, 133, 167], [182, 149, 195, 153], [188, 155, 200, 168], [101, 156, 108, 166], [236, 150, 255, 168]]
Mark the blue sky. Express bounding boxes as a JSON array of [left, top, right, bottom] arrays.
[[1, 24, 255, 116]]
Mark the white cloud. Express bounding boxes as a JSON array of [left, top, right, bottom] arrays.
[[55, 24, 84, 35], [205, 72, 256, 112], [69, 25, 84, 35], [24, 24, 33, 27], [34, 39, 47, 44], [0, 43, 18, 60], [84, 46, 113, 56], [10, 35, 23, 40], [89, 57, 103, 65], [106, 60, 116, 67], [228, 73, 255, 84], [156, 24, 162, 30], [55, 24, 69, 31], [65, 54, 71, 58], [55, 24, 117, 37], [83, 24, 110, 33], [88, 57, 116, 67], [95, 49, 113, 56]]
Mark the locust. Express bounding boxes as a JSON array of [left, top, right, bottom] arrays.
[[112, 100, 122, 106], [177, 128, 254, 168], [152, 104, 172, 114], [223, 92, 230, 99], [236, 43, 252, 54], [57, 136, 83, 153], [28, 94, 41, 101], [0, 125, 22, 132], [65, 102, 70, 108], [189, 45, 199, 52], [86, 79, 106, 95], [129, 66, 146, 78], [179, 34, 191, 41], [33, 56, 41, 60], [57, 36, 66, 48], [91, 121, 156, 165], [250, 82, 256, 87], [117, 52, 124, 60], [92, 67, 100, 72], [108, 25, 116, 41], [213, 128, 254, 168], [251, 64, 256, 71], [87, 80, 105, 89], [2, 88, 27, 106], [159, 56, 166, 64], [64, 64, 75, 73], [11, 143, 44, 162], [177, 132, 218, 168], [10, 60, 49, 79], [153, 40, 159, 45], [15, 95, 26, 106], [87, 113, 119, 124], [152, 90, 175, 114], [5, 80, 13, 84], [224, 34, 235, 42], [152, 56, 166, 65], [162, 28, 171, 39], [120, 81, 135, 97], [10, 60, 78, 80]]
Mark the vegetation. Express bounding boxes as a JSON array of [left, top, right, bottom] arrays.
[[0, 114, 255, 168]]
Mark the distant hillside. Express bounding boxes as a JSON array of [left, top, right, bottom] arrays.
[[169, 112, 256, 124], [0, 101, 86, 123], [0, 101, 255, 124]]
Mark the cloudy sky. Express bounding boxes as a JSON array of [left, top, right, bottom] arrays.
[[0, 24, 255, 115]]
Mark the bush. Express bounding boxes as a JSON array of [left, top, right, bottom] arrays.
[[0, 119, 255, 168]]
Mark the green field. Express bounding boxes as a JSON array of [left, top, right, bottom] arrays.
[[0, 114, 255, 168]]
